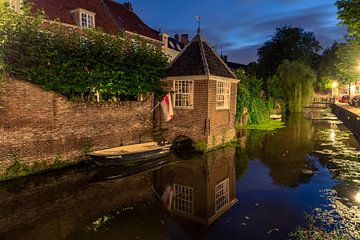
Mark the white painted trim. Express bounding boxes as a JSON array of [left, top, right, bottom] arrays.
[[164, 75, 239, 83], [173, 80, 194, 109]]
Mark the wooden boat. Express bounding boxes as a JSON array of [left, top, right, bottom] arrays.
[[90, 157, 170, 182], [88, 142, 171, 166]]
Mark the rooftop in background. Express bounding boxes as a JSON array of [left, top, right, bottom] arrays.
[[167, 33, 237, 79], [103, 0, 160, 40]]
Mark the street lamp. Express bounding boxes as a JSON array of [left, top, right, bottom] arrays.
[[331, 81, 338, 99]]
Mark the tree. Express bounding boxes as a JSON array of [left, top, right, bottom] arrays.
[[317, 42, 341, 90], [336, 0, 360, 40], [335, 41, 360, 86], [277, 60, 316, 113], [257, 26, 322, 79]]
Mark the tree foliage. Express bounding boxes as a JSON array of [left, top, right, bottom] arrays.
[[335, 41, 360, 85], [236, 69, 271, 125], [336, 0, 360, 40], [277, 60, 315, 113], [257, 26, 322, 79], [0, 3, 168, 101], [317, 42, 340, 90]]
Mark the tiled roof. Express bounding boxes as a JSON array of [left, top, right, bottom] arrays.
[[103, 0, 160, 40], [30, 0, 119, 34], [166, 34, 237, 79]]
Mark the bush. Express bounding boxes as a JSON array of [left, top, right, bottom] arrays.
[[0, 3, 168, 101]]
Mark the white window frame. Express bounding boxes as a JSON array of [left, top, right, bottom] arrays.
[[173, 80, 194, 109], [80, 11, 95, 29], [5, 0, 23, 13], [173, 184, 194, 215], [216, 80, 231, 110], [355, 85, 360, 95], [215, 178, 229, 213]]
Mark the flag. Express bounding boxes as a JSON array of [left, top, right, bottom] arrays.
[[160, 92, 173, 122], [161, 185, 174, 211]]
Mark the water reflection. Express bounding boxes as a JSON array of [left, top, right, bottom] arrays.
[[154, 147, 237, 225], [0, 148, 238, 240]]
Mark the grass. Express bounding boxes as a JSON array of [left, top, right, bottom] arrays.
[[0, 155, 90, 182], [238, 119, 285, 131]]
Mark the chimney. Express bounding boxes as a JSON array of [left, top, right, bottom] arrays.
[[123, 2, 133, 11], [180, 34, 189, 45], [174, 33, 179, 41], [160, 33, 169, 48], [222, 55, 228, 63]]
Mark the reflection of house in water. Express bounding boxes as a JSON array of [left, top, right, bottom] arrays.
[[154, 147, 237, 225]]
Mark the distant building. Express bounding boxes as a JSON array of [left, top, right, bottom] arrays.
[[158, 33, 239, 148], [338, 81, 360, 98], [3, 0, 185, 61], [221, 55, 247, 73]]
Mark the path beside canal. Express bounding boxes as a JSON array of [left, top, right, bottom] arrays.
[[333, 103, 360, 140]]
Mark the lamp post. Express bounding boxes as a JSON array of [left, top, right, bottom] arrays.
[[331, 81, 338, 100]]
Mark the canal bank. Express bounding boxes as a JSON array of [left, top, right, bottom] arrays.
[[332, 103, 360, 140], [0, 114, 359, 240]]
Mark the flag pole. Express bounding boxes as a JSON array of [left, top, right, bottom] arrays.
[[150, 101, 161, 114]]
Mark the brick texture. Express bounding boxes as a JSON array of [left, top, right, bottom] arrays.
[[0, 77, 154, 172], [158, 78, 238, 148]]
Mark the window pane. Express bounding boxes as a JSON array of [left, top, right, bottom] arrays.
[[81, 13, 87, 28], [174, 80, 193, 107]]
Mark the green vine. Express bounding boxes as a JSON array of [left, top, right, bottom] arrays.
[[0, 3, 168, 101]]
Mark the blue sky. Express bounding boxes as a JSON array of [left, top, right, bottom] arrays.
[[120, 0, 347, 64]]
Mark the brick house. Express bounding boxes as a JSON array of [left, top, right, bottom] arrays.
[[2, 0, 186, 61], [158, 33, 239, 148]]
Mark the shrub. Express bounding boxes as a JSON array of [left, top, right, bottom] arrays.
[[0, 3, 168, 101]]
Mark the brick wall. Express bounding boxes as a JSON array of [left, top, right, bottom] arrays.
[[159, 79, 209, 142], [0, 77, 154, 172]]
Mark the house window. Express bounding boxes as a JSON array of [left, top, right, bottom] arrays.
[[4, 0, 23, 13], [80, 12, 95, 28], [173, 184, 193, 215], [174, 80, 193, 108], [355, 86, 360, 95], [216, 81, 231, 109], [215, 178, 229, 213]]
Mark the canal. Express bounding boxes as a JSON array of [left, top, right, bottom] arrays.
[[0, 114, 359, 240]]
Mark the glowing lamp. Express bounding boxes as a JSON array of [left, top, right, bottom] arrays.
[[331, 81, 339, 89]]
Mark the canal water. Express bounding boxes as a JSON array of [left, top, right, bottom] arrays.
[[0, 114, 359, 240]]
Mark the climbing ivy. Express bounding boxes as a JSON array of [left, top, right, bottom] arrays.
[[0, 3, 168, 101]]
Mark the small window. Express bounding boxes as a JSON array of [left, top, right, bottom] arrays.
[[216, 81, 231, 109], [174, 80, 193, 108], [215, 178, 229, 212], [173, 184, 193, 215], [80, 12, 95, 28]]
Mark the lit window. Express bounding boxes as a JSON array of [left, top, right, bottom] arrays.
[[174, 80, 193, 108], [4, 0, 23, 13], [216, 81, 231, 109], [173, 184, 193, 215], [215, 178, 229, 212], [355, 86, 360, 95], [81, 12, 95, 28]]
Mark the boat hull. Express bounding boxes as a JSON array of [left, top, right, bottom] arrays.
[[89, 145, 171, 167]]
